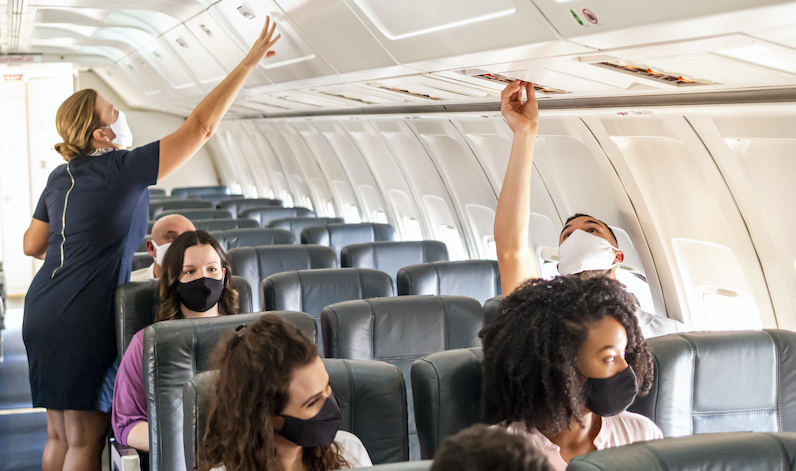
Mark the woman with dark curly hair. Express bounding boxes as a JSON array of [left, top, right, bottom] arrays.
[[112, 230, 238, 452], [197, 315, 371, 471], [481, 276, 662, 470]]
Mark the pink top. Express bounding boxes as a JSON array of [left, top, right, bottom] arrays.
[[112, 329, 147, 446], [506, 411, 663, 471]]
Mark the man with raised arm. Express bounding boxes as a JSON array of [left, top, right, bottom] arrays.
[[495, 80, 681, 338]]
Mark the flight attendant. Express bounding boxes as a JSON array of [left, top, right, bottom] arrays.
[[21, 18, 281, 471]]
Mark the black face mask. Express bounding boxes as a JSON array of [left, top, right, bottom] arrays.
[[278, 392, 343, 448], [176, 277, 224, 313], [585, 366, 638, 417]]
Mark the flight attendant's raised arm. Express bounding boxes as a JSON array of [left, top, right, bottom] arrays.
[[495, 80, 541, 295], [158, 17, 281, 181]]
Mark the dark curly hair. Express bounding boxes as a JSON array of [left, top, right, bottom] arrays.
[[430, 424, 554, 471], [480, 276, 653, 436]]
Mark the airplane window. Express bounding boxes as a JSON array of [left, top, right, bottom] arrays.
[[374, 210, 389, 224], [699, 286, 762, 331], [303, 197, 314, 212], [346, 204, 362, 223], [325, 201, 336, 217], [231, 182, 243, 195], [250, 185, 258, 198], [283, 192, 294, 208], [268, 188, 275, 199], [440, 224, 467, 260], [540, 260, 559, 280], [404, 217, 424, 241]]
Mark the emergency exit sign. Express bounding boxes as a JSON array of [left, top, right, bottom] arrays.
[[3, 74, 23, 81], [0, 55, 42, 64]]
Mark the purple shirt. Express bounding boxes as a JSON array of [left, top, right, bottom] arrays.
[[112, 329, 147, 446]]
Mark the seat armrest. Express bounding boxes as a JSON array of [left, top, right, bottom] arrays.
[[111, 438, 142, 471]]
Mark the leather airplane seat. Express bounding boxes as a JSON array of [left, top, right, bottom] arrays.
[[217, 198, 283, 218], [138, 237, 150, 252], [266, 216, 344, 243], [322, 296, 482, 461], [183, 358, 409, 469], [143, 311, 315, 471], [192, 194, 244, 207], [170, 186, 229, 198], [113, 276, 254, 361], [132, 252, 154, 271], [191, 218, 259, 232], [397, 260, 500, 306], [155, 209, 233, 221], [149, 199, 213, 219], [341, 241, 449, 293], [226, 245, 337, 311], [239, 207, 315, 227], [629, 330, 796, 437], [341, 463, 432, 471], [206, 228, 295, 251], [301, 223, 396, 258], [410, 347, 492, 460], [482, 295, 503, 327], [567, 432, 796, 471], [147, 188, 166, 197], [262, 268, 393, 355]]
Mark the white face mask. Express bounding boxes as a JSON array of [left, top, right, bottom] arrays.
[[107, 110, 133, 148], [557, 229, 619, 276], [151, 240, 172, 267]]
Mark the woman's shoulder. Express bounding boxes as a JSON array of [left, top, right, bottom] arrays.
[[335, 430, 373, 468], [607, 411, 664, 441]]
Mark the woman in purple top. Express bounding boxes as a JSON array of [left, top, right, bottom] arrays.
[[112, 231, 238, 451]]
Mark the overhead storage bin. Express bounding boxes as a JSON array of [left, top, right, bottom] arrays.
[[117, 52, 165, 96], [141, 41, 200, 93], [159, 24, 227, 86]]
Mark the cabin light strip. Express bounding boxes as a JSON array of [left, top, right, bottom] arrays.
[[0, 407, 45, 416], [352, 0, 515, 40], [260, 54, 315, 70]]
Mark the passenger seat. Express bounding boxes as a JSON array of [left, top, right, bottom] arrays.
[[266, 216, 344, 243], [207, 228, 294, 251], [396, 260, 500, 305], [170, 186, 228, 198], [154, 209, 232, 221], [301, 223, 396, 258], [341, 241, 449, 293], [240, 207, 315, 227], [217, 198, 283, 218], [149, 199, 212, 219]]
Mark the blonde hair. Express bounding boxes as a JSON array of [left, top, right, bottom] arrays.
[[54, 89, 103, 161]]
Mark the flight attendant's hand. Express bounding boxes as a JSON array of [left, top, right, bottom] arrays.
[[501, 80, 539, 134], [241, 16, 282, 68]]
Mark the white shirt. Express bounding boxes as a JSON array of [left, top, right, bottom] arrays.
[[210, 430, 372, 470], [638, 309, 684, 338], [505, 411, 663, 471], [130, 264, 155, 282]]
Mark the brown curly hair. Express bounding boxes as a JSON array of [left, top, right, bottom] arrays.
[[196, 315, 350, 471], [480, 276, 653, 436], [156, 230, 238, 322], [54, 89, 104, 161]]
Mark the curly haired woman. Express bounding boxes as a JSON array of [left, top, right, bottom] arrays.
[[481, 276, 662, 470], [197, 315, 371, 471]]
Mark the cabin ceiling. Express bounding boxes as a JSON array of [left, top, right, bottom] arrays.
[[3, 0, 796, 117]]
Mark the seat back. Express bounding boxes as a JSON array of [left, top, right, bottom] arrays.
[[628, 330, 796, 437], [266, 217, 344, 243], [217, 198, 283, 217], [132, 252, 153, 271], [227, 245, 338, 311], [155, 209, 232, 221], [149, 199, 213, 219], [114, 276, 254, 361], [171, 186, 229, 198], [301, 223, 396, 258], [148, 188, 166, 197], [144, 311, 315, 471], [207, 228, 295, 251], [263, 268, 393, 355], [240, 207, 315, 227], [342, 241, 449, 293], [193, 194, 244, 207], [397, 260, 501, 305], [482, 295, 503, 326], [568, 432, 796, 471], [191, 218, 259, 232], [322, 296, 482, 460], [411, 347, 492, 460], [183, 358, 409, 469]]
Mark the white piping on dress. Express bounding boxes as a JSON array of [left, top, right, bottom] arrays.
[[51, 162, 75, 278]]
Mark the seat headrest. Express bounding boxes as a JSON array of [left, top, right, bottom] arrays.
[[266, 217, 345, 243], [155, 209, 233, 221], [132, 252, 153, 271], [207, 228, 295, 251], [239, 207, 315, 227], [482, 295, 503, 327], [190, 218, 259, 232], [192, 194, 244, 207], [397, 260, 501, 305], [149, 199, 213, 219], [301, 223, 396, 257], [217, 198, 284, 217], [171, 186, 229, 198], [341, 241, 449, 292], [227, 245, 337, 311], [568, 432, 796, 471], [629, 329, 796, 437], [147, 188, 166, 197]]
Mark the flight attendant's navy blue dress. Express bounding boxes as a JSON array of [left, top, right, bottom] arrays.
[[23, 142, 159, 411]]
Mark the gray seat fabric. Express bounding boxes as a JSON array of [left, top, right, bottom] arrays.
[[217, 198, 283, 217], [397, 260, 501, 306], [132, 252, 153, 271], [191, 218, 259, 232], [240, 207, 315, 227], [193, 194, 244, 207], [171, 186, 229, 198], [410, 347, 493, 460], [482, 295, 502, 327], [338, 463, 431, 471], [155, 209, 233, 221], [207, 228, 295, 251], [137, 236, 150, 252], [227, 245, 338, 311], [301, 223, 396, 258], [568, 432, 796, 471], [628, 330, 796, 437], [263, 268, 393, 355], [266, 217, 344, 243], [148, 188, 166, 197], [322, 296, 482, 461], [183, 358, 409, 470], [144, 311, 315, 471], [342, 241, 449, 293], [149, 199, 213, 219], [113, 276, 253, 361]]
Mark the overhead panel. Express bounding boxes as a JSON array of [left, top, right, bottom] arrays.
[[142, 40, 199, 93], [159, 24, 227, 85], [117, 53, 164, 96], [208, 0, 337, 84]]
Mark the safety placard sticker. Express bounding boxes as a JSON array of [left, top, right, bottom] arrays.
[[569, 7, 600, 27]]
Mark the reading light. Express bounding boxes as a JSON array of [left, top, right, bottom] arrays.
[[237, 3, 256, 20], [199, 24, 213, 37], [175, 36, 189, 48]]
